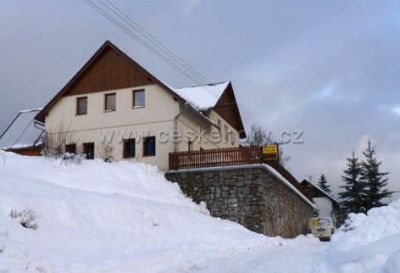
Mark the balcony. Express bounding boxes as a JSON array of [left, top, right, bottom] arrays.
[[169, 146, 268, 170]]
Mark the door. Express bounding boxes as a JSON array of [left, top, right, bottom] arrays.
[[83, 143, 95, 159]]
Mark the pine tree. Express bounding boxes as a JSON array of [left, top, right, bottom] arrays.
[[361, 141, 391, 211], [339, 152, 366, 214], [317, 174, 331, 193]]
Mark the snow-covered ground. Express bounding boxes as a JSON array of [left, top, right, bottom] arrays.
[[0, 151, 399, 273]]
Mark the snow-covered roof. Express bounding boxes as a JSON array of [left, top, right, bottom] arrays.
[[302, 180, 339, 204], [0, 108, 44, 150], [173, 81, 230, 110]]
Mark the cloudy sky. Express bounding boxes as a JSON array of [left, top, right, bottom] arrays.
[[1, 0, 399, 197]]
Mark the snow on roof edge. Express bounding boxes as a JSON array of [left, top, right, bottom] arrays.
[[174, 81, 230, 90], [306, 181, 339, 204], [184, 102, 218, 127], [19, 108, 43, 113], [0, 142, 43, 151]]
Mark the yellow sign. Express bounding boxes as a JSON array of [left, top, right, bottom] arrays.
[[262, 144, 278, 160], [310, 218, 320, 227]]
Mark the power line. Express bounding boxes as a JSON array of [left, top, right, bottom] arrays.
[[82, 0, 262, 127], [102, 0, 210, 84], [85, 0, 261, 126], [82, 0, 203, 84]]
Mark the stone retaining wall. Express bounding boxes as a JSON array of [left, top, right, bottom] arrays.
[[165, 165, 314, 238]]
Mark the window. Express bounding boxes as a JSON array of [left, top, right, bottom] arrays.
[[225, 125, 229, 143], [83, 142, 95, 159], [133, 89, 145, 107], [143, 136, 156, 156], [217, 119, 221, 130], [76, 97, 87, 115], [188, 141, 193, 152], [105, 93, 116, 111], [65, 144, 76, 154], [123, 139, 136, 158]]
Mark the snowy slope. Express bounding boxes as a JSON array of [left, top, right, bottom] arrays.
[[189, 202, 400, 273], [0, 151, 305, 273], [1, 151, 399, 273]]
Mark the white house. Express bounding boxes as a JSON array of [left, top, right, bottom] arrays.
[[301, 179, 340, 226], [35, 41, 246, 170]]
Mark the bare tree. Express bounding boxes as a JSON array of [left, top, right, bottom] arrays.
[[42, 123, 73, 157], [97, 142, 114, 162], [247, 124, 290, 166], [248, 125, 272, 146]]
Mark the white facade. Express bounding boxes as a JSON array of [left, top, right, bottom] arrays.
[[314, 197, 337, 225], [45, 84, 240, 170]]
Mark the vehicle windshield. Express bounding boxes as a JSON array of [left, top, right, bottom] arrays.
[[318, 218, 332, 226]]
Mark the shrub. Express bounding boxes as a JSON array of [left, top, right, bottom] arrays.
[[61, 153, 84, 165], [9, 209, 38, 230]]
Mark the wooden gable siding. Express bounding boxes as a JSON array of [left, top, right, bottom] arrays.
[[213, 84, 246, 138], [66, 47, 154, 96], [36, 41, 187, 122]]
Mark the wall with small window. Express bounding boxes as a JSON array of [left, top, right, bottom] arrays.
[[46, 84, 180, 132], [45, 83, 241, 170], [45, 84, 179, 170]]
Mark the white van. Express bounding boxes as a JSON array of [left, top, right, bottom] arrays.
[[309, 217, 335, 241]]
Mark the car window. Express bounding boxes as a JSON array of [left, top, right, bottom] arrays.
[[318, 218, 332, 226]]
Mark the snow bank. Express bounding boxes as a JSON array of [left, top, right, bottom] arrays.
[[328, 201, 400, 273], [332, 201, 400, 249], [7, 151, 400, 273], [0, 151, 301, 272], [217, 201, 400, 273], [386, 250, 400, 273]]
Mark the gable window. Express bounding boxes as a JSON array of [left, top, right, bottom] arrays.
[[143, 136, 156, 157], [83, 142, 95, 159], [105, 93, 116, 111], [76, 97, 87, 115], [65, 144, 76, 154], [123, 139, 136, 158], [133, 89, 145, 108]]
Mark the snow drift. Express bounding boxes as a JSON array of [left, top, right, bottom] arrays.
[[0, 151, 295, 273], [329, 201, 400, 273], [1, 151, 399, 273]]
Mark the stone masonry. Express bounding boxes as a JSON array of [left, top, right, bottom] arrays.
[[165, 164, 315, 238]]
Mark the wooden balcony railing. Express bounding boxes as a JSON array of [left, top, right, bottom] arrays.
[[169, 146, 264, 170]]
